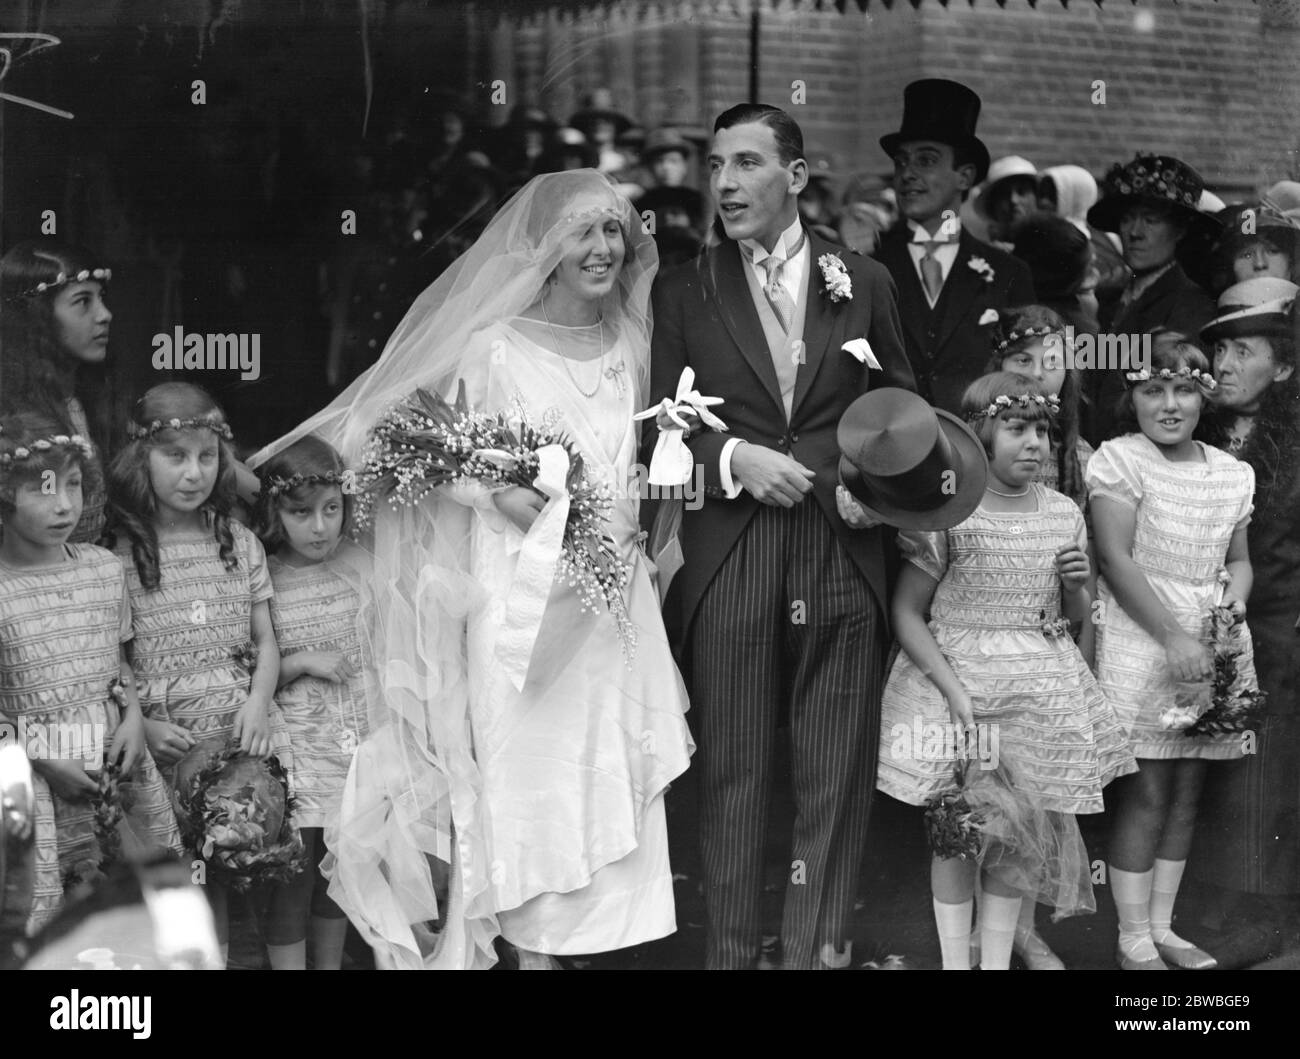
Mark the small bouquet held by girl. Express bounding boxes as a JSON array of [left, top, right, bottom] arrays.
[[352, 381, 636, 653], [1160, 582, 1267, 736]]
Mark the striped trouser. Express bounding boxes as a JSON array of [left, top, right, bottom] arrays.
[[689, 497, 885, 970]]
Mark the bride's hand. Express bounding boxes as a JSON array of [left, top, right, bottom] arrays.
[[492, 486, 547, 533]]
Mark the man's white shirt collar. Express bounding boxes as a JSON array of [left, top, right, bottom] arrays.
[[741, 218, 807, 264]]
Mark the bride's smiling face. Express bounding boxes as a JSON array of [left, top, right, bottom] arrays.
[[551, 217, 626, 304]]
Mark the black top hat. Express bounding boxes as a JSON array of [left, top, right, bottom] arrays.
[[880, 79, 991, 185], [837, 388, 989, 531]]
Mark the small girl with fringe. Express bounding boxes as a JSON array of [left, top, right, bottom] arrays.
[[256, 435, 372, 970], [985, 305, 1094, 511], [1088, 337, 1258, 970], [877, 372, 1136, 970], [0, 412, 180, 934], [103, 381, 293, 966]]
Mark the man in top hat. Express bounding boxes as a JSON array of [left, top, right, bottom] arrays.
[[873, 80, 1035, 416], [1083, 153, 1221, 443], [643, 102, 914, 970]]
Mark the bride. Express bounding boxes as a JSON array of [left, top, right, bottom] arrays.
[[253, 171, 693, 969]]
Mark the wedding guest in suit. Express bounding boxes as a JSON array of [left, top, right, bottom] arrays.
[[873, 80, 1035, 415], [644, 103, 914, 969], [1083, 154, 1221, 444]]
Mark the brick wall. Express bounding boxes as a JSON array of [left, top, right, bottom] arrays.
[[466, 0, 1290, 199]]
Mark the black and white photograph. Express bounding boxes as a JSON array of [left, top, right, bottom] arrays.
[[0, 0, 1295, 1018]]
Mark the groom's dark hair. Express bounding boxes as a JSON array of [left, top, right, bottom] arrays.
[[713, 104, 804, 165]]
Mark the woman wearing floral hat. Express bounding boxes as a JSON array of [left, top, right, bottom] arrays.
[[1205, 203, 1300, 297], [1192, 277, 1300, 962], [1084, 155, 1222, 444]]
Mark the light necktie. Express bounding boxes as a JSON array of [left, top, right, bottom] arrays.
[[750, 232, 804, 333], [919, 240, 945, 303]]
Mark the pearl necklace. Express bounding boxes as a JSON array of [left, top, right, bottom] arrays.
[[542, 294, 605, 399]]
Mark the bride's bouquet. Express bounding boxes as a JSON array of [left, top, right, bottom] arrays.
[[351, 382, 636, 654]]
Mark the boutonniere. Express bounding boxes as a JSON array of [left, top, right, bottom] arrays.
[[978, 308, 999, 326], [967, 257, 995, 284], [818, 253, 853, 302]]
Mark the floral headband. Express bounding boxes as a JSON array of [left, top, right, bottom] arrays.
[[994, 325, 1061, 357], [1124, 366, 1217, 390], [264, 471, 347, 498], [965, 392, 1061, 423], [0, 432, 94, 468], [126, 415, 234, 442], [23, 267, 112, 297]]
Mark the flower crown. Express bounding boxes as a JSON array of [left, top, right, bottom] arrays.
[[264, 471, 347, 499], [965, 392, 1061, 423], [126, 415, 234, 442], [1124, 366, 1218, 390], [994, 325, 1061, 357], [0, 432, 94, 468], [23, 267, 112, 297]]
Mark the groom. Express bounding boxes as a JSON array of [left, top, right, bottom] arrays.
[[644, 104, 915, 969]]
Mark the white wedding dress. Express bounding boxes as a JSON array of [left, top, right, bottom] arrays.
[[453, 319, 693, 954]]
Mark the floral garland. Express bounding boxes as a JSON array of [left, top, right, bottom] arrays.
[[263, 470, 347, 499], [967, 256, 995, 283], [126, 415, 234, 442], [965, 392, 1062, 423], [353, 382, 637, 658], [994, 325, 1060, 356], [0, 433, 94, 467], [25, 267, 112, 297], [1125, 366, 1217, 390]]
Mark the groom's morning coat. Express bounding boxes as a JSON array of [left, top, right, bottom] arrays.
[[644, 230, 916, 638]]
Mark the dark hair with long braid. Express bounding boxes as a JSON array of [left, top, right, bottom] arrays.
[[102, 382, 239, 590], [985, 305, 1086, 506]]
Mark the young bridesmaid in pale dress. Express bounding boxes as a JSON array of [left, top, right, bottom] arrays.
[[877, 372, 1135, 970], [0, 413, 180, 934], [256, 436, 371, 970], [1089, 338, 1258, 971], [103, 382, 292, 966]]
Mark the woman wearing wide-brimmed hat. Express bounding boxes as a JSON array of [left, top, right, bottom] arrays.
[[1190, 277, 1300, 964], [1084, 154, 1222, 444], [1204, 203, 1300, 297]]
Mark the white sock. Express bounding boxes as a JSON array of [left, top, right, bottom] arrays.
[[932, 897, 973, 970], [1110, 865, 1160, 961], [266, 940, 306, 970], [978, 890, 1022, 970], [1150, 858, 1194, 949]]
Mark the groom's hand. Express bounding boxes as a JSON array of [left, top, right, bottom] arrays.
[[732, 443, 815, 507]]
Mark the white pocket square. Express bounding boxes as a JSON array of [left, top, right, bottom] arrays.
[[978, 308, 999, 326], [842, 338, 882, 370]]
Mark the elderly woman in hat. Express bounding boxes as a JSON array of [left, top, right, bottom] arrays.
[[1190, 277, 1300, 959], [1083, 154, 1222, 444]]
